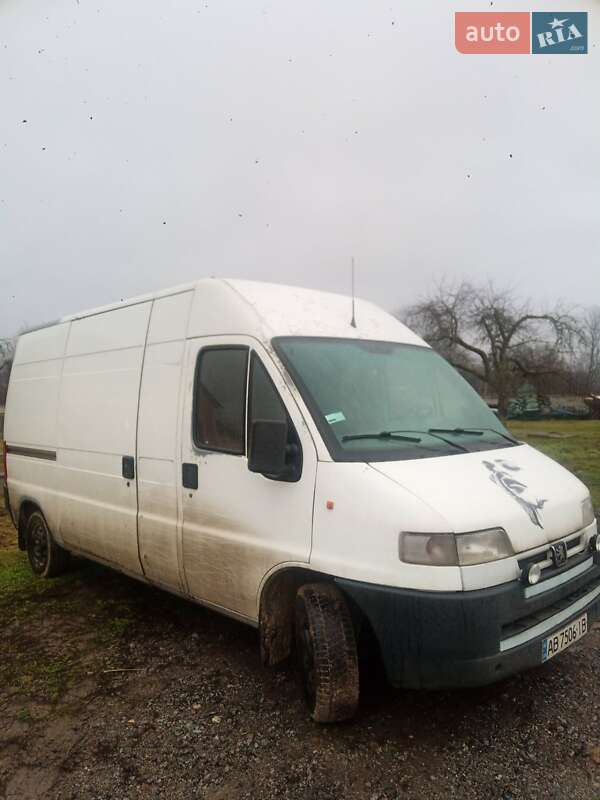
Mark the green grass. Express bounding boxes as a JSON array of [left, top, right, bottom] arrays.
[[507, 420, 600, 508], [0, 549, 78, 616], [0, 549, 83, 701], [16, 707, 32, 723], [95, 613, 133, 643], [0, 549, 38, 594], [13, 657, 74, 701]]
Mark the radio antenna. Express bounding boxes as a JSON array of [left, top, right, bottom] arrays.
[[350, 257, 357, 328]]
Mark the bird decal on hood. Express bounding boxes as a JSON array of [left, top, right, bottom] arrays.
[[483, 459, 548, 529]]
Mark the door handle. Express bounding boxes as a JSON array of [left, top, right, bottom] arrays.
[[122, 456, 135, 480], [182, 462, 198, 490]]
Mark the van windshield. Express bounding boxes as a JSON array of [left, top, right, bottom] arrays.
[[273, 337, 517, 462]]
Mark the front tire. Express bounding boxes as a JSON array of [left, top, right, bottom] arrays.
[[295, 583, 360, 722], [26, 511, 69, 577]]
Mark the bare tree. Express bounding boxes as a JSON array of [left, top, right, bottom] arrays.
[[0, 337, 15, 406], [401, 282, 581, 416], [579, 307, 600, 395]]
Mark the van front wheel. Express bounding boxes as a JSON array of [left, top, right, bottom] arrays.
[[26, 511, 69, 578], [295, 583, 359, 722]]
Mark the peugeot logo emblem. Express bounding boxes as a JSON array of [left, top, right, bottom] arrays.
[[550, 541, 568, 568]]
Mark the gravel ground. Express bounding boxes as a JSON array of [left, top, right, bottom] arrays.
[[1, 511, 599, 800]]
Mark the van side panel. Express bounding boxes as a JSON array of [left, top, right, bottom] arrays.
[[56, 303, 151, 573], [136, 291, 193, 591], [7, 360, 62, 449], [4, 323, 70, 535]]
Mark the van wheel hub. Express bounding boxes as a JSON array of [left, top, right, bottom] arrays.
[[25, 511, 70, 578], [29, 517, 48, 571]]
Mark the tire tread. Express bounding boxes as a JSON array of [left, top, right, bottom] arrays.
[[296, 582, 359, 722]]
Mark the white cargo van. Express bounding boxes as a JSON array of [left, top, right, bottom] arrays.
[[3, 279, 599, 721]]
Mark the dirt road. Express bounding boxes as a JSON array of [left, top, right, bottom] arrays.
[[1, 510, 599, 800]]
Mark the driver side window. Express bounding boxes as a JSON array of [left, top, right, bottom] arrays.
[[248, 353, 302, 481]]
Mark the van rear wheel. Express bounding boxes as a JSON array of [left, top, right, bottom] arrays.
[[26, 511, 69, 578], [294, 583, 359, 723]]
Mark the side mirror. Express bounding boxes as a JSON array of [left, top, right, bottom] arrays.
[[248, 420, 288, 476]]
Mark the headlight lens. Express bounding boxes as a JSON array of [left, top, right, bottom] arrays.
[[582, 495, 596, 528], [400, 528, 513, 567], [456, 528, 514, 566], [400, 532, 458, 566]]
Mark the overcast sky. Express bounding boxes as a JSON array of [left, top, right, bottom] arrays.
[[1, 0, 598, 337]]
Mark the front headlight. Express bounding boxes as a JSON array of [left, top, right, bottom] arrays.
[[455, 528, 514, 566], [399, 532, 458, 566], [400, 528, 514, 567], [582, 495, 596, 528]]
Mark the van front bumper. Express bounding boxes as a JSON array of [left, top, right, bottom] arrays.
[[335, 554, 600, 690]]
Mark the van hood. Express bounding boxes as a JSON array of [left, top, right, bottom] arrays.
[[369, 444, 589, 554]]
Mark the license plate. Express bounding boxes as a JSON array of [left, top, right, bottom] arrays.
[[542, 614, 588, 662]]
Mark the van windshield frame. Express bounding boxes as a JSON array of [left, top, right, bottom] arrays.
[[272, 336, 516, 463]]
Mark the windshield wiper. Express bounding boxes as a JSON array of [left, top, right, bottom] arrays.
[[341, 427, 517, 452], [386, 429, 469, 453], [342, 431, 422, 443], [429, 427, 484, 436], [429, 427, 519, 445]]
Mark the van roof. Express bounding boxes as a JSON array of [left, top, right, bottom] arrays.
[[60, 280, 198, 321], [58, 277, 425, 346]]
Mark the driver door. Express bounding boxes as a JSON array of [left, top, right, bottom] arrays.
[[180, 335, 317, 621]]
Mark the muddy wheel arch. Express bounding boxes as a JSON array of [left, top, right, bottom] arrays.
[[259, 566, 324, 667]]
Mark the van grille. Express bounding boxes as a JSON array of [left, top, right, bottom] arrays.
[[517, 531, 587, 585], [501, 573, 600, 644]]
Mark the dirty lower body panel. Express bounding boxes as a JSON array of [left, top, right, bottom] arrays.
[[335, 554, 600, 689]]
